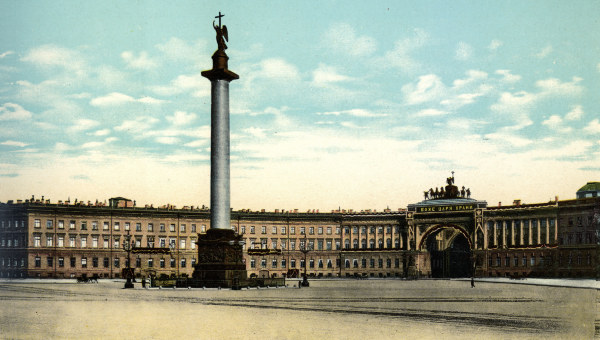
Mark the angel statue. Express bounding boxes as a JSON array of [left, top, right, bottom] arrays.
[[214, 20, 228, 51]]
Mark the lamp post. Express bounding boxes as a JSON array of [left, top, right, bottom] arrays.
[[123, 230, 134, 288], [300, 235, 310, 287]]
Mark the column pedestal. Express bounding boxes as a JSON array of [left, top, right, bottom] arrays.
[[192, 229, 246, 289]]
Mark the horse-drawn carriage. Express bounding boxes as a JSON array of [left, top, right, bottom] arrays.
[[76, 274, 99, 283]]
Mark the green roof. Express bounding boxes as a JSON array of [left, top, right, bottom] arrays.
[[577, 182, 600, 192]]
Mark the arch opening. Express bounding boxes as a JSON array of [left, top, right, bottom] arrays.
[[425, 228, 472, 278]]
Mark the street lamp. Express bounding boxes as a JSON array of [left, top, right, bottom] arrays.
[[300, 235, 310, 287], [123, 230, 135, 288]]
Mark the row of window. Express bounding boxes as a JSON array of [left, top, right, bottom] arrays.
[[33, 219, 205, 233], [245, 237, 403, 251], [31, 256, 196, 269], [0, 220, 26, 229], [488, 253, 593, 267], [238, 225, 400, 236], [32, 234, 195, 249], [247, 257, 401, 269]]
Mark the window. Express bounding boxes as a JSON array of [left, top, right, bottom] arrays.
[[170, 224, 176, 232], [159, 258, 165, 268], [149, 258, 154, 268], [250, 226, 255, 234], [81, 221, 87, 230], [58, 257, 64, 267], [92, 257, 98, 268], [530, 256, 535, 266], [170, 258, 176, 268], [261, 226, 266, 234], [136, 258, 141, 268], [514, 256, 518, 267], [250, 259, 256, 268], [114, 258, 120, 268], [69, 236, 75, 247], [92, 222, 98, 231], [318, 259, 323, 268], [34, 235, 41, 247], [136, 223, 142, 232], [309, 259, 314, 268], [368, 258, 373, 268], [272, 259, 277, 268], [35, 256, 41, 267], [180, 224, 186, 233], [335, 239, 341, 250], [103, 237, 109, 248], [135, 238, 141, 247], [159, 238, 166, 248], [81, 257, 87, 268], [290, 259, 296, 268], [191, 258, 196, 267], [327, 259, 333, 268], [124, 222, 130, 231], [34, 219, 41, 228], [326, 239, 332, 250], [370, 227, 375, 234], [272, 226, 277, 234], [201, 225, 206, 233], [114, 238, 120, 249], [300, 227, 305, 235], [522, 256, 527, 267], [160, 224, 166, 232], [81, 237, 87, 248], [180, 239, 186, 249], [148, 223, 154, 232], [58, 220, 64, 229], [271, 239, 277, 249], [309, 227, 314, 235], [317, 239, 323, 250], [46, 256, 53, 267], [57, 236, 64, 247], [191, 224, 196, 233], [46, 236, 53, 247], [290, 227, 295, 234], [181, 258, 186, 268], [92, 236, 98, 248], [318, 227, 323, 235], [102, 257, 108, 268], [386, 258, 392, 268], [290, 239, 296, 250], [378, 259, 383, 268], [103, 222, 109, 230], [114, 222, 120, 231], [191, 238, 196, 250], [47, 220, 53, 229], [261, 259, 267, 268], [353, 259, 359, 268], [281, 227, 286, 234]]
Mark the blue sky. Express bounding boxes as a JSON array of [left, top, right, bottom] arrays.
[[1, 1, 599, 211]]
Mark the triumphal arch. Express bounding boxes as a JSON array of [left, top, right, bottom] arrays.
[[406, 175, 487, 278]]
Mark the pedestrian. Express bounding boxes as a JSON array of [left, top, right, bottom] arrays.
[[141, 276, 146, 288], [471, 277, 475, 288]]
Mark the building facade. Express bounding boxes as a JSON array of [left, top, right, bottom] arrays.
[[1, 185, 599, 280]]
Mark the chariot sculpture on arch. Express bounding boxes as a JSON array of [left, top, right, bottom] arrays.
[[424, 172, 472, 200]]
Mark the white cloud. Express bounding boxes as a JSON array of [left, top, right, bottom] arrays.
[[317, 109, 387, 117], [90, 92, 164, 106], [415, 108, 449, 117], [69, 119, 100, 132], [166, 111, 196, 126], [488, 40, 503, 51], [0, 103, 33, 121], [495, 70, 521, 83], [81, 137, 117, 149], [455, 42, 473, 60], [381, 28, 428, 72], [151, 74, 208, 97], [312, 63, 351, 86], [258, 58, 300, 80], [565, 105, 583, 121], [542, 115, 572, 133], [184, 139, 207, 148], [0, 51, 14, 59], [484, 131, 533, 147], [21, 45, 84, 72], [322, 23, 376, 57], [121, 51, 157, 70], [402, 74, 445, 105], [244, 127, 268, 139], [535, 77, 583, 97], [490, 91, 536, 129], [115, 117, 159, 133], [535, 45, 553, 58], [1, 140, 28, 147], [93, 129, 111, 137], [584, 119, 600, 134], [155, 136, 180, 145]]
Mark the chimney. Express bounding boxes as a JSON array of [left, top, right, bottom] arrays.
[[498, 202, 502, 207], [513, 199, 521, 206]]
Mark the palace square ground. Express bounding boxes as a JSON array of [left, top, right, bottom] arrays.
[[0, 278, 598, 339]]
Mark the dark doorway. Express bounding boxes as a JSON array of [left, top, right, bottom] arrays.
[[426, 231, 472, 278]]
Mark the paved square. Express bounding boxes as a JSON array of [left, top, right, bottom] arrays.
[[0, 279, 597, 339]]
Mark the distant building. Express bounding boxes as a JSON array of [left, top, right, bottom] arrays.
[[577, 182, 600, 199], [0, 185, 598, 280]]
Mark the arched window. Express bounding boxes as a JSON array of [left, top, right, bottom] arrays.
[[361, 239, 367, 249], [369, 239, 375, 249], [353, 239, 358, 249], [344, 239, 350, 249], [378, 239, 384, 249]]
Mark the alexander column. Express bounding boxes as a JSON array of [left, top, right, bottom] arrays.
[[192, 12, 246, 288]]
